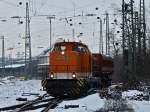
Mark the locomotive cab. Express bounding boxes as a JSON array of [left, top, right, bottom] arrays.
[[49, 41, 92, 80]]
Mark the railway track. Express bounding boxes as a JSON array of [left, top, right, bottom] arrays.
[[41, 98, 62, 112], [0, 94, 62, 112]]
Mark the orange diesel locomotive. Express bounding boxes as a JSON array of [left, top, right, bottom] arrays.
[[41, 41, 113, 97]]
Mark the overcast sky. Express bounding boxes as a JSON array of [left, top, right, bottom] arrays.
[[0, 0, 150, 58]]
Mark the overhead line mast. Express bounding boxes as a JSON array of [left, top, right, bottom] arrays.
[[122, 0, 136, 80], [25, 2, 32, 76], [122, 0, 147, 80], [139, 0, 146, 57], [47, 16, 55, 50], [1, 36, 5, 77], [105, 12, 110, 55]]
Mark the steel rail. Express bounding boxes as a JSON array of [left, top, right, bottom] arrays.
[[41, 98, 63, 112]]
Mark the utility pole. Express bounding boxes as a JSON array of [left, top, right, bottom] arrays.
[[136, 0, 146, 78], [25, 2, 32, 76], [106, 12, 110, 55], [134, 11, 139, 77], [1, 36, 5, 77], [47, 16, 55, 50], [100, 18, 103, 54], [122, 0, 125, 62], [73, 2, 76, 40], [72, 28, 75, 40], [122, 0, 129, 81], [139, 0, 146, 57], [97, 17, 103, 54], [131, 0, 136, 79]]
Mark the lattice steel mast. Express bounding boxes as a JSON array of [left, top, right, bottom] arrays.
[[25, 2, 32, 75], [139, 0, 146, 57], [122, 0, 147, 80], [106, 12, 110, 55], [122, 0, 137, 80]]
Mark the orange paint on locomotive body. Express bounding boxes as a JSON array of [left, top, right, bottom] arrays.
[[49, 41, 92, 79]]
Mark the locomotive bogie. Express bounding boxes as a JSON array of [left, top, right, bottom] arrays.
[[42, 79, 86, 97], [41, 78, 102, 97]]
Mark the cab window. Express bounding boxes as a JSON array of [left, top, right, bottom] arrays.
[[72, 44, 78, 51], [84, 47, 89, 53], [72, 44, 86, 53], [78, 46, 85, 52], [60, 46, 66, 51], [54, 45, 66, 51]]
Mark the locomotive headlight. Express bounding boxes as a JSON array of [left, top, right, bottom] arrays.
[[61, 51, 65, 55], [50, 72, 54, 78], [50, 74, 54, 78], [72, 73, 76, 78]]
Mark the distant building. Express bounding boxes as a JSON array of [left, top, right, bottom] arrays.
[[0, 48, 51, 79], [37, 48, 51, 79]]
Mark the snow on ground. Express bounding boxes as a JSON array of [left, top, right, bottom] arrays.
[[129, 100, 150, 112], [122, 90, 145, 98], [0, 64, 25, 68], [31, 93, 105, 112], [0, 78, 150, 112], [0, 77, 45, 108], [0, 77, 105, 112], [122, 90, 150, 112], [54, 93, 105, 112]]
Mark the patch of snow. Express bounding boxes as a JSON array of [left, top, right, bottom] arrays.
[[0, 76, 16, 84], [38, 63, 49, 66], [52, 93, 105, 112], [129, 100, 150, 112], [122, 90, 150, 112], [0, 64, 25, 68], [2, 76, 16, 80], [122, 90, 144, 98], [0, 80, 45, 108]]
